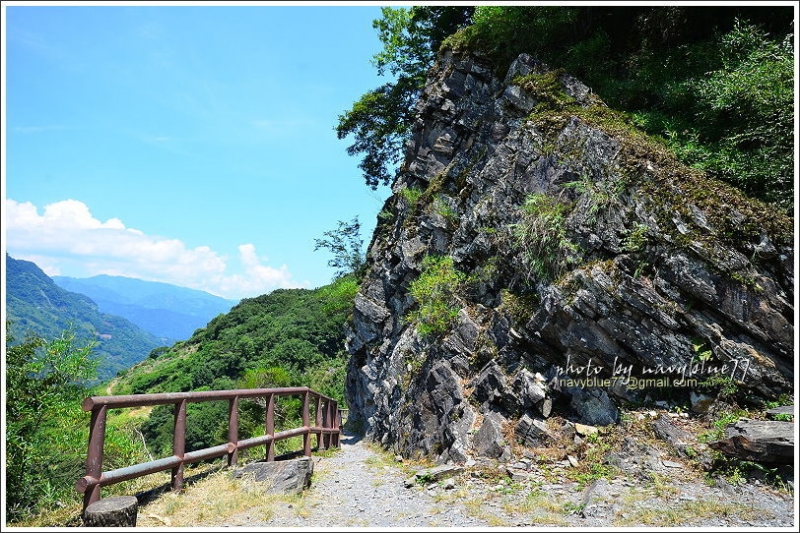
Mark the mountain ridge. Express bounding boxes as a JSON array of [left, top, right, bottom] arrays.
[[6, 255, 169, 381], [52, 274, 237, 341]]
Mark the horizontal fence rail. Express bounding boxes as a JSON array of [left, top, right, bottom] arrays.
[[76, 387, 341, 513]]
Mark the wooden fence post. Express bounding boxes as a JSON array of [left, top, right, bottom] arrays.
[[228, 396, 239, 466], [83, 405, 107, 512], [333, 401, 340, 447], [172, 400, 187, 492], [314, 395, 322, 449], [266, 394, 275, 461], [302, 391, 311, 456], [321, 400, 330, 449]]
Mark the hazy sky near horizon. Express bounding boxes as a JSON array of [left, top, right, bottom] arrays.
[[3, 3, 394, 300]]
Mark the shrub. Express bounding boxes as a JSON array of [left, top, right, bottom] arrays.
[[406, 255, 468, 338], [317, 274, 360, 315], [512, 193, 580, 281], [400, 185, 424, 206]]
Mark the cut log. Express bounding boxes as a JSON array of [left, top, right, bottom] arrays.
[[709, 420, 794, 464], [83, 496, 138, 527]]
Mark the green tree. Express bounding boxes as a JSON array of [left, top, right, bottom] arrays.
[[5, 324, 99, 520], [667, 21, 794, 209], [313, 217, 366, 279], [445, 7, 794, 210], [336, 7, 473, 189], [342, 6, 793, 210]]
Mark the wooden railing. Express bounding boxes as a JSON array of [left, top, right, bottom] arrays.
[[75, 387, 341, 512]]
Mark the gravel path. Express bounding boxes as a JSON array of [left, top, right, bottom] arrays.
[[217, 429, 794, 528], [223, 431, 490, 527]]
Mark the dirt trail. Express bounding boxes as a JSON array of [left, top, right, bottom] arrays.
[[212, 429, 794, 528], [219, 431, 490, 527]]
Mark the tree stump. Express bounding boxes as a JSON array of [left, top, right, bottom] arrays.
[[84, 496, 138, 527]]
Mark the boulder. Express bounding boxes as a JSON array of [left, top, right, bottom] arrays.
[[473, 360, 512, 408], [514, 369, 551, 417], [765, 405, 794, 419], [515, 413, 554, 447], [473, 412, 507, 459], [232, 457, 314, 494], [569, 388, 618, 426], [651, 414, 712, 466], [709, 420, 794, 464]]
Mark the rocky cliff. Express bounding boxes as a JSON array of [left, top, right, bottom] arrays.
[[345, 50, 793, 464]]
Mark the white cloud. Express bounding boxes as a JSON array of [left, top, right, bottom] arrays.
[[4, 199, 302, 300], [206, 244, 305, 299]]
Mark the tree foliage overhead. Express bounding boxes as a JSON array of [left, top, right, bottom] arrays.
[[340, 6, 793, 210], [336, 6, 473, 189]]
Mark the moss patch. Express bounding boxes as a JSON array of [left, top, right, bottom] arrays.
[[526, 102, 792, 252], [512, 69, 575, 110]]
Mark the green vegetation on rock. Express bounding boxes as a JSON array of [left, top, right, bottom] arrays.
[[512, 193, 580, 281], [406, 255, 469, 338]]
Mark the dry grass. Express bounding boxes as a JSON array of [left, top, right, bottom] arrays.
[[613, 497, 763, 526], [12, 464, 179, 527], [362, 441, 433, 476], [647, 472, 681, 498], [135, 466, 304, 527], [464, 496, 510, 527], [501, 489, 572, 526], [456, 491, 511, 526], [11, 504, 85, 528]]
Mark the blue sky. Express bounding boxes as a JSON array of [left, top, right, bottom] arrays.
[[3, 3, 395, 300]]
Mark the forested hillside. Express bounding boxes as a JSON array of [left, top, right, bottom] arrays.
[[115, 276, 355, 397], [110, 276, 357, 456], [6, 255, 169, 381]]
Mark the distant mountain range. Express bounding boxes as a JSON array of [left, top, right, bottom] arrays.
[[52, 274, 237, 341], [6, 255, 169, 382], [6, 256, 239, 382]]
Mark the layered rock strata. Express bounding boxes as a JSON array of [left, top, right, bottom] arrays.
[[346, 50, 793, 463]]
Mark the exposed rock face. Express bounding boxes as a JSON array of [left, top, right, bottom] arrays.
[[346, 50, 793, 463]]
